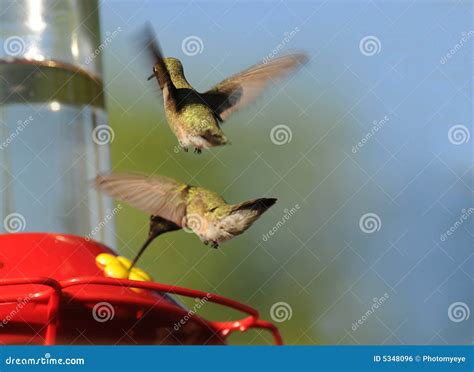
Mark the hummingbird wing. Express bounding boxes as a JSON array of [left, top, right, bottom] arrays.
[[140, 23, 176, 94], [95, 173, 188, 226], [201, 54, 308, 121]]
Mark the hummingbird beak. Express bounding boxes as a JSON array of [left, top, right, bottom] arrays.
[[147, 73, 155, 81]]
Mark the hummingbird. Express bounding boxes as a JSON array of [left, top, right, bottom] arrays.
[[141, 24, 308, 153], [95, 173, 277, 268]]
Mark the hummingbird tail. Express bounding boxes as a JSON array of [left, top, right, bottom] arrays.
[[221, 198, 277, 236], [234, 198, 277, 213], [252, 198, 277, 212]]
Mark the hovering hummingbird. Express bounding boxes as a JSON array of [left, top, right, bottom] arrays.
[[141, 24, 308, 153], [95, 173, 277, 268]]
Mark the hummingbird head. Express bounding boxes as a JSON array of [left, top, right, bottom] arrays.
[[162, 57, 192, 89], [162, 57, 183, 74], [147, 57, 189, 88]]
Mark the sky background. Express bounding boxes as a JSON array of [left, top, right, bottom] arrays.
[[1, 0, 470, 346]]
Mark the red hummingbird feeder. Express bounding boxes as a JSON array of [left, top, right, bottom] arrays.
[[0, 233, 282, 345]]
